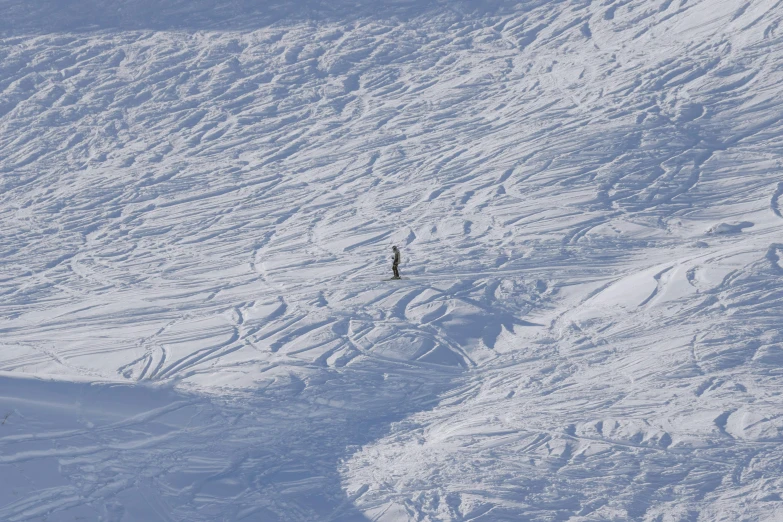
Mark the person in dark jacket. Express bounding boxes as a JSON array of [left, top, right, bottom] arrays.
[[391, 246, 401, 279]]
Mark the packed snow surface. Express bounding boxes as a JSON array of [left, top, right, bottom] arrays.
[[2, 0, 783, 520]]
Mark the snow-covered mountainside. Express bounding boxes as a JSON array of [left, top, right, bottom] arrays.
[[2, 0, 783, 520]]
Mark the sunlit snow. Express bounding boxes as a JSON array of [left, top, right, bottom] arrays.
[[1, 0, 783, 520]]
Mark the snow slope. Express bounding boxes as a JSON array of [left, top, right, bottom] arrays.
[[1, 0, 783, 520]]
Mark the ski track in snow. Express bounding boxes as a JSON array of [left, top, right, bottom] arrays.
[[1, 0, 783, 520]]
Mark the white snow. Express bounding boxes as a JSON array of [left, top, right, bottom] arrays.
[[1, 0, 783, 520]]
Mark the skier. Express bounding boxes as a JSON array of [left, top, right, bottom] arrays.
[[391, 246, 401, 279]]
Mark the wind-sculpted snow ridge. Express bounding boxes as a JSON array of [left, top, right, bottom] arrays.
[[1, 0, 783, 520]]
